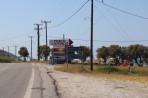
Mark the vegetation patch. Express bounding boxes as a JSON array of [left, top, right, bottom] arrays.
[[0, 56, 14, 63], [30, 60, 49, 64], [54, 64, 148, 83], [96, 66, 121, 74]]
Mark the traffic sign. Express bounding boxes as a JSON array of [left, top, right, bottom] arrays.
[[49, 39, 73, 46], [54, 56, 65, 59], [49, 40, 65, 46], [68, 54, 85, 59], [68, 39, 73, 46], [67, 47, 84, 51], [54, 53, 65, 60], [53, 48, 65, 53]]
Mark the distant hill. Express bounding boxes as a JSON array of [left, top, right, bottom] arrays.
[[0, 49, 18, 60]]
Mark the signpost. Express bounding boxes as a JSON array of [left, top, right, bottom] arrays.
[[53, 48, 65, 53], [49, 39, 73, 46], [67, 46, 85, 71], [68, 54, 85, 59], [49, 39, 73, 65], [67, 47, 84, 51]]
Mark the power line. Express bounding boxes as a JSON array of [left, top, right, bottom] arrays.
[[0, 31, 34, 42], [72, 39, 148, 43], [49, 0, 89, 28], [94, 0, 117, 25], [40, 34, 148, 43], [95, 0, 148, 19], [94, 4, 130, 41], [108, 10, 132, 41]]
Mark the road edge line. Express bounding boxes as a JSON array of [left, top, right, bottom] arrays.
[[24, 65, 34, 98]]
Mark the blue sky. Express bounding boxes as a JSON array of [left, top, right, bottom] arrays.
[[0, 0, 148, 59]]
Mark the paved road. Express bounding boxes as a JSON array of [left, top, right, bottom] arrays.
[[0, 63, 59, 98]]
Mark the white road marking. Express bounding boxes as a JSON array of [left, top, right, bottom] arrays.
[[24, 65, 34, 98], [0, 66, 9, 72]]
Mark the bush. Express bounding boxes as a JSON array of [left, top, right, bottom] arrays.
[[0, 56, 14, 63], [97, 66, 120, 74]]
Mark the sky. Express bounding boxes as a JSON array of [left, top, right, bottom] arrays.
[[0, 0, 148, 59]]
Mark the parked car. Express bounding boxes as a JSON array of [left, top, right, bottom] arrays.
[[120, 63, 129, 66]]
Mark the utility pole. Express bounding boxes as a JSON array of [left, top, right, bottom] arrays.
[[7, 46, 11, 57], [14, 46, 18, 57], [90, 0, 94, 71], [41, 20, 51, 61], [41, 20, 51, 46], [34, 23, 42, 61], [28, 36, 35, 61], [3, 47, 4, 56]]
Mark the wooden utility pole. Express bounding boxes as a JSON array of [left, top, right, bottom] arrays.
[[90, 0, 94, 71], [3, 47, 4, 56], [28, 36, 35, 61], [41, 20, 51, 61], [41, 21, 51, 47], [34, 24, 42, 61], [7, 46, 11, 57], [14, 46, 18, 57]]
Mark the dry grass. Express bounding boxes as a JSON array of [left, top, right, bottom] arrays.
[[30, 60, 49, 64], [54, 64, 148, 83]]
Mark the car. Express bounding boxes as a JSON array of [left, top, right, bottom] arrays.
[[120, 63, 129, 66]]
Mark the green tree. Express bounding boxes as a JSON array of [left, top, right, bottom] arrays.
[[142, 46, 148, 64], [108, 45, 121, 65], [120, 47, 128, 63], [40, 45, 50, 61], [96, 46, 109, 63], [77, 46, 90, 61], [128, 44, 145, 64], [18, 47, 29, 61]]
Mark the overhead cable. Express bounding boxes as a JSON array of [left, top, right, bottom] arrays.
[[49, 0, 89, 28], [72, 39, 148, 43], [95, 0, 148, 19]]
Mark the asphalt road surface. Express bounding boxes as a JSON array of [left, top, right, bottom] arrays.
[[0, 63, 59, 98]]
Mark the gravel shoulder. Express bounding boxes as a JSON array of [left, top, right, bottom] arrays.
[[43, 64, 148, 98]]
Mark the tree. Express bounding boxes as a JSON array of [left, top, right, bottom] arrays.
[[96, 46, 109, 63], [120, 47, 128, 63], [128, 44, 145, 64], [77, 46, 90, 61], [108, 45, 121, 65], [18, 47, 29, 61], [39, 45, 50, 61], [142, 46, 148, 64]]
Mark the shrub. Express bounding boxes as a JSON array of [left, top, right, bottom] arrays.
[[0, 56, 14, 63], [97, 66, 120, 74]]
